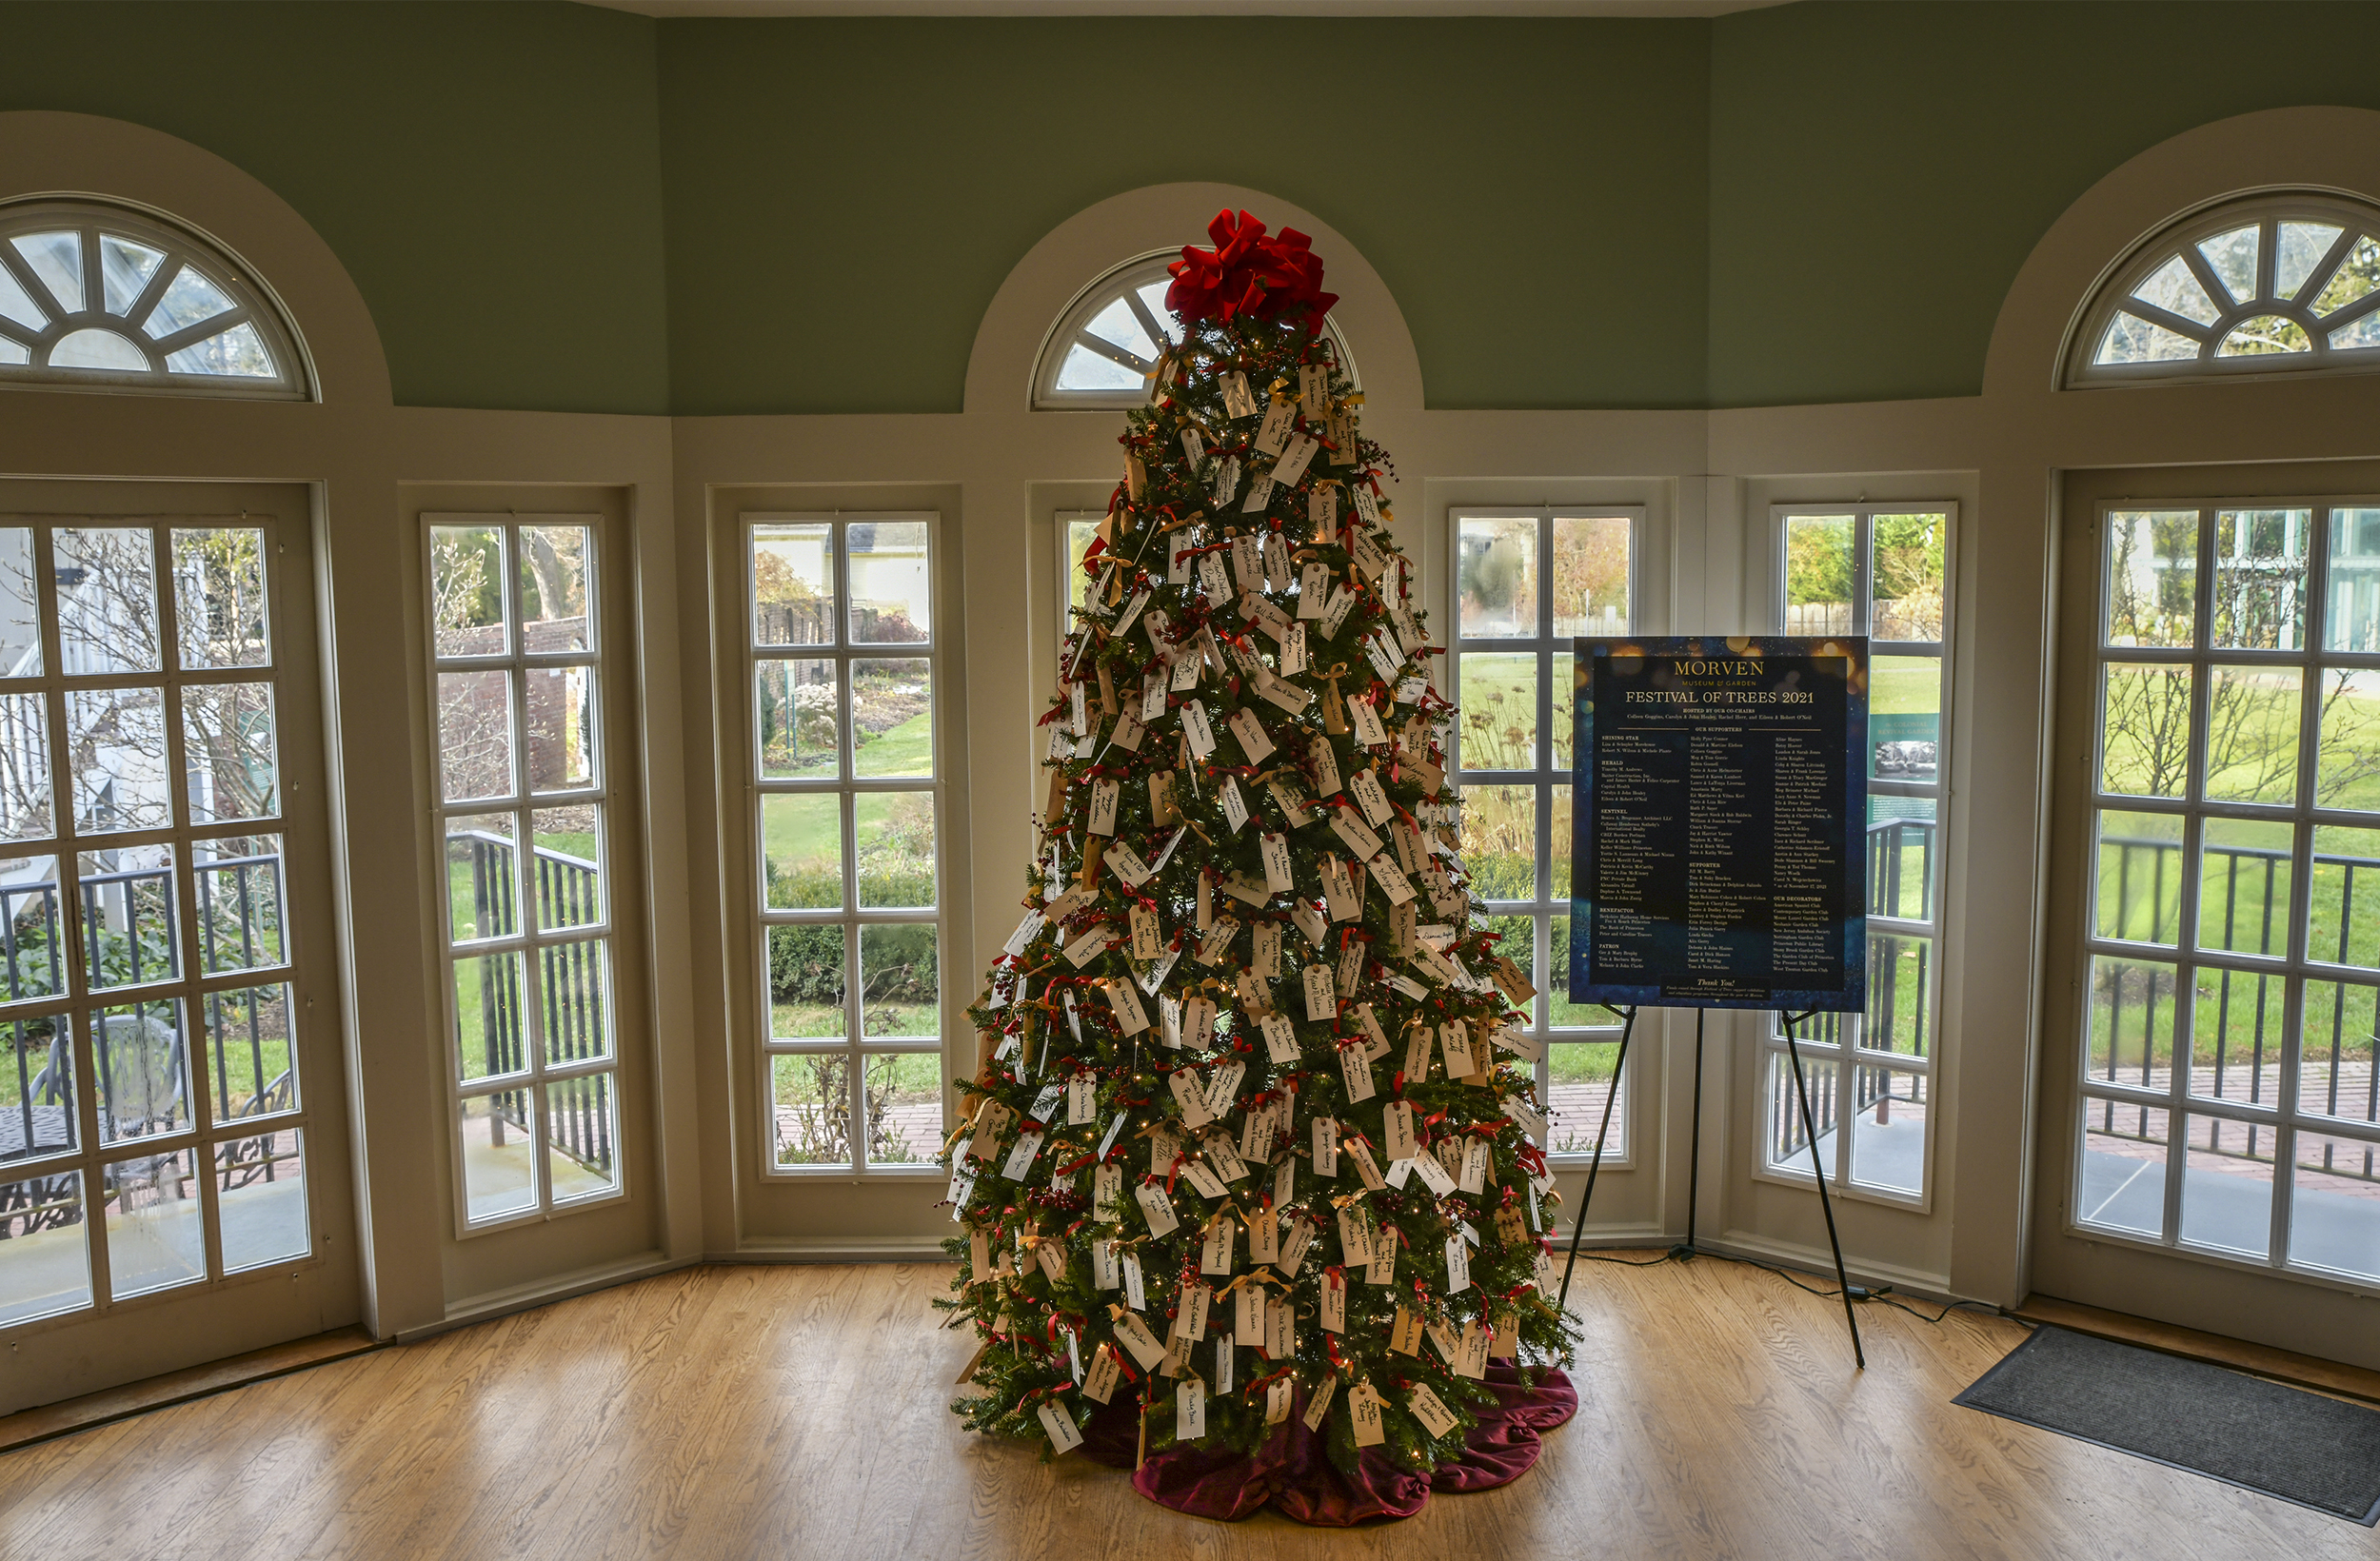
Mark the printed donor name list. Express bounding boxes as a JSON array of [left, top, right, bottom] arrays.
[[1569, 638, 1867, 1012]]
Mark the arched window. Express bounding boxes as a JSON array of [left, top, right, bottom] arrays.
[[0, 200, 307, 399], [1033, 250, 1356, 409], [2068, 193, 2380, 387]]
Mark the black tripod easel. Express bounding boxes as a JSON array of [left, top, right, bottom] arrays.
[[1553, 1004, 1864, 1371]]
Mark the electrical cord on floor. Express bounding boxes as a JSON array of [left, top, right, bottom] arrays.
[[1565, 1243, 2032, 1328]]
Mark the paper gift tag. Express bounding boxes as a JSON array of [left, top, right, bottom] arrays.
[[1168, 1068, 1216, 1129], [1362, 630, 1403, 686], [1255, 396, 1296, 456], [1095, 1161, 1125, 1219], [1444, 1234, 1472, 1293], [1240, 475, 1276, 514], [1123, 1251, 1147, 1311], [1263, 531, 1293, 591], [1180, 426, 1205, 468], [1407, 1385, 1459, 1440], [1062, 923, 1114, 969], [1176, 1376, 1207, 1440], [1180, 1158, 1228, 1200], [1114, 1307, 1166, 1368], [1347, 1382, 1385, 1443], [1368, 856, 1418, 906], [1182, 995, 1218, 1048], [1248, 1205, 1280, 1266], [1135, 1180, 1181, 1237], [1347, 1136, 1385, 1191], [1494, 1315, 1520, 1359], [1459, 1137, 1490, 1194], [1402, 1024, 1434, 1081], [1313, 1116, 1339, 1176], [1351, 484, 1384, 531], [1347, 766, 1394, 826], [1308, 485, 1339, 545], [1458, 1319, 1492, 1378], [1069, 1073, 1099, 1125], [1495, 1201, 1528, 1247], [1181, 699, 1216, 758], [1348, 696, 1388, 747], [1267, 778, 1316, 829], [1200, 1215, 1237, 1275], [1085, 1342, 1123, 1404], [1299, 363, 1328, 413], [1353, 1001, 1389, 1056], [1220, 370, 1258, 419], [1234, 1283, 1264, 1344], [1302, 1373, 1339, 1433], [1037, 1239, 1067, 1283], [1291, 898, 1328, 949], [1002, 1131, 1045, 1181], [1328, 810, 1383, 862], [1319, 1267, 1348, 1333], [1338, 1041, 1377, 1104], [1319, 857, 1358, 922], [1308, 740, 1343, 800], [1333, 938, 1364, 998], [1197, 915, 1240, 964], [1273, 1154, 1296, 1211], [1038, 1401, 1086, 1454], [1440, 1022, 1475, 1078], [1221, 870, 1270, 908], [1300, 963, 1335, 1020], [1259, 1011, 1298, 1063], [1002, 909, 1045, 958], [1319, 583, 1358, 640], [1279, 1215, 1315, 1276], [1209, 456, 1241, 510], [1411, 1147, 1458, 1198], [1160, 995, 1183, 1049], [1383, 1100, 1418, 1163], [1178, 1280, 1212, 1340], [1271, 434, 1319, 492], [1228, 706, 1277, 763], [1389, 1304, 1424, 1356], [1249, 919, 1280, 978], [1104, 979, 1150, 1036], [1230, 533, 1262, 592], [1266, 1374, 1295, 1426], [1257, 831, 1294, 893], [1214, 1334, 1235, 1394]]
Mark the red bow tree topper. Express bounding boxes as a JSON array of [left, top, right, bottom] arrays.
[[1165, 209, 1340, 333]]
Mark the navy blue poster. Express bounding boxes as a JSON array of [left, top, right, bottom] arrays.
[[1569, 638, 1867, 1012]]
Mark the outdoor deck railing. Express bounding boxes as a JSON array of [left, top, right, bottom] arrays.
[[451, 831, 612, 1179], [2091, 833, 2380, 1186]]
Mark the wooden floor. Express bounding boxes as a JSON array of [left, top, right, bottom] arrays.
[[2, 1257, 2372, 1559]]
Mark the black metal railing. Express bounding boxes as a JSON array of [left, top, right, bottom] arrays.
[[450, 832, 611, 1180], [2092, 832, 2380, 1178]]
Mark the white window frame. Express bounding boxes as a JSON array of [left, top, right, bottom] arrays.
[[0, 199, 309, 400], [2069, 495, 2380, 1294], [746, 511, 945, 1180], [2066, 192, 2380, 390], [1032, 250, 1358, 410], [0, 518, 321, 1328], [1755, 503, 1954, 1211], [1448, 504, 1642, 1165], [424, 513, 626, 1236]]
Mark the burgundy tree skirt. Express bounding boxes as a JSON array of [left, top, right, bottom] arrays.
[[1077, 1362, 1577, 1526]]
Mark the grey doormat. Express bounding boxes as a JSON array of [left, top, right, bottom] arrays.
[[1954, 1325, 2380, 1525]]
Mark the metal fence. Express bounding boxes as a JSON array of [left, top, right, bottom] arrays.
[[2092, 832, 2380, 1180], [452, 832, 612, 1179]]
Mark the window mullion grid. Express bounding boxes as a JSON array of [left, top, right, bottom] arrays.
[[28, 523, 117, 1308], [147, 521, 230, 1283]]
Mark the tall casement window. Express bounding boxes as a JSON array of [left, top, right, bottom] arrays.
[[1449, 508, 1638, 1159], [2075, 500, 2380, 1285], [1033, 252, 1356, 409], [746, 514, 943, 1175], [1764, 506, 1953, 1204], [0, 202, 307, 399], [2069, 193, 2380, 388], [426, 517, 623, 1230], [0, 524, 312, 1324]]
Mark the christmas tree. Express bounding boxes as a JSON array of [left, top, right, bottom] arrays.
[[940, 210, 1574, 1480]]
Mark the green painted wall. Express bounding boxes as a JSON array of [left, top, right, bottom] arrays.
[[9, 3, 2380, 414], [1709, 1, 2380, 406], [655, 18, 1711, 414], [0, 2, 671, 414]]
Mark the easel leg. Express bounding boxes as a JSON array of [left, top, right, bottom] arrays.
[[1557, 1006, 1636, 1315], [1676, 1009, 1705, 1259], [1781, 1010, 1865, 1370]]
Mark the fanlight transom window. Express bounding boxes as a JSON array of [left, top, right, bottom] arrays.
[[1034, 251, 1356, 408], [0, 202, 307, 399], [2070, 195, 2380, 386]]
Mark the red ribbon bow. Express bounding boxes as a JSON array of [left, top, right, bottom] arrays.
[[1166, 209, 1340, 333]]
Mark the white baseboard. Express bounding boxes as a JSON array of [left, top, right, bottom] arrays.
[[711, 1235, 952, 1262], [402, 1251, 695, 1342]]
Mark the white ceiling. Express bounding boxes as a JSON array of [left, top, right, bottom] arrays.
[[581, 0, 1792, 16]]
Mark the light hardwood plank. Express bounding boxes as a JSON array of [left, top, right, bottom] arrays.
[[2, 1258, 2373, 1560]]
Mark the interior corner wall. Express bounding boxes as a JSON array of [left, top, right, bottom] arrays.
[[0, 0, 672, 416], [1706, 0, 2380, 408], [653, 16, 1712, 415]]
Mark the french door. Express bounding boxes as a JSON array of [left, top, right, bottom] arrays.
[[2036, 465, 2380, 1368], [0, 479, 351, 1414]]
